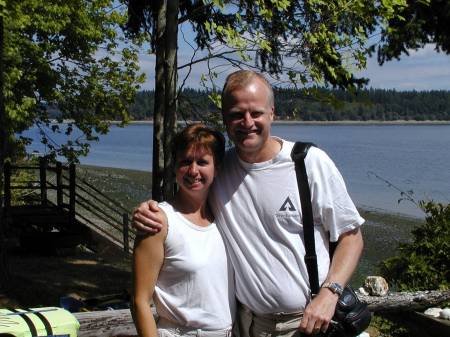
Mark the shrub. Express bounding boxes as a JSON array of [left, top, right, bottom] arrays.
[[379, 201, 450, 291]]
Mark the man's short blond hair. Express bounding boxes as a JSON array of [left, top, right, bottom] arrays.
[[221, 70, 274, 110]]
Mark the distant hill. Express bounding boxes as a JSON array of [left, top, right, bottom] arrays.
[[49, 88, 450, 121], [130, 88, 450, 121]]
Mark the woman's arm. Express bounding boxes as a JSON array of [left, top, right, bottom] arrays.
[[132, 209, 168, 337]]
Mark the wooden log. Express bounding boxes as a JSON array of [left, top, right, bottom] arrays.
[[74, 308, 137, 337], [73, 291, 450, 337], [360, 290, 450, 313]]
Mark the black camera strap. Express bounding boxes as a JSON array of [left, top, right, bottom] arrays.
[[291, 142, 339, 296], [291, 141, 321, 296]]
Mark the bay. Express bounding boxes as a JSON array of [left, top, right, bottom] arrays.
[[22, 123, 450, 218]]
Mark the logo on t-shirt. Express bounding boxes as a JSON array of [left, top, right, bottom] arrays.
[[279, 197, 296, 212]]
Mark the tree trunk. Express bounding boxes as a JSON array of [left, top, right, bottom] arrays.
[[151, 0, 166, 202], [162, 0, 179, 200], [0, 10, 6, 204], [0, 12, 10, 290]]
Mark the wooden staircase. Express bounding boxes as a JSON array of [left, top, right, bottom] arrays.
[[1, 158, 136, 255]]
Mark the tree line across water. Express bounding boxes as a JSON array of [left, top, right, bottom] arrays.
[[128, 88, 450, 122]]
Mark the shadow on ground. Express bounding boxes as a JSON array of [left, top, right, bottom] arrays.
[[0, 248, 132, 308]]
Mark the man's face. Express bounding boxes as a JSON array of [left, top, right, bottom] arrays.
[[222, 78, 274, 161]]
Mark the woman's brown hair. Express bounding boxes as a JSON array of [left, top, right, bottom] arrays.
[[173, 123, 225, 167]]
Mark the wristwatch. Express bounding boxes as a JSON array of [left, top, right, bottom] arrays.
[[322, 282, 343, 296]]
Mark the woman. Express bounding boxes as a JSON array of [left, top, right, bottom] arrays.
[[132, 123, 235, 337]]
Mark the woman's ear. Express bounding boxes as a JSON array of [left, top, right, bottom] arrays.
[[214, 163, 220, 178]]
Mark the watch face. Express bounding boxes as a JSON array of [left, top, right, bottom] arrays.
[[332, 283, 343, 294], [324, 282, 343, 295]]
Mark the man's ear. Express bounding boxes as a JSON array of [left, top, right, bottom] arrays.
[[221, 111, 226, 124]]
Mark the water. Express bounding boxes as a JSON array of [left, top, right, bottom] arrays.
[[21, 123, 450, 218]]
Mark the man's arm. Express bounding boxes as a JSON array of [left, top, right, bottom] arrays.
[[299, 227, 364, 335], [132, 200, 165, 234]]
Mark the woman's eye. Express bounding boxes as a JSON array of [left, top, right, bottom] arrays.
[[178, 160, 191, 166], [197, 159, 209, 166]]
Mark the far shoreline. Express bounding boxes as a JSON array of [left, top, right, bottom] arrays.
[[123, 119, 450, 126]]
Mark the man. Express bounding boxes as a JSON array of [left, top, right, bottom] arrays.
[[132, 70, 364, 336]]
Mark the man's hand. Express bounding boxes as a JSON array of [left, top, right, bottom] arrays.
[[132, 200, 164, 234], [300, 228, 363, 335], [299, 289, 338, 335]]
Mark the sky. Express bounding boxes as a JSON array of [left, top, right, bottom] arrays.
[[135, 30, 450, 92]]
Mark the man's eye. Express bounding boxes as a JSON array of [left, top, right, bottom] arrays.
[[251, 111, 264, 118], [228, 112, 243, 120]]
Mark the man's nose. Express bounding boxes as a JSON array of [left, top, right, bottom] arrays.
[[242, 112, 254, 127]]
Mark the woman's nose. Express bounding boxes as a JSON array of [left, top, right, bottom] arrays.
[[188, 163, 199, 175]]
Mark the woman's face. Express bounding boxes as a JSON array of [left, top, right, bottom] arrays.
[[175, 146, 216, 195]]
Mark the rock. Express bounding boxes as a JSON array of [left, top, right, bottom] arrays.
[[439, 308, 450, 320], [424, 307, 442, 318], [358, 287, 369, 296], [356, 332, 370, 337], [364, 276, 389, 296]]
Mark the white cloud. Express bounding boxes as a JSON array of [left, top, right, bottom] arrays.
[[360, 46, 450, 90]]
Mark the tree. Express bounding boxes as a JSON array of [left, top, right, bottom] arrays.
[[126, 0, 406, 200], [377, 0, 450, 64], [0, 1, 145, 256], [1, 0, 144, 165]]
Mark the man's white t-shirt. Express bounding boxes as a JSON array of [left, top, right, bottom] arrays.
[[209, 138, 364, 314]]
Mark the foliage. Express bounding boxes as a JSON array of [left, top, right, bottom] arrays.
[[126, 88, 450, 121], [370, 314, 409, 337], [379, 201, 450, 291], [182, 0, 408, 90], [377, 0, 450, 64], [7, 157, 39, 206], [3, 0, 145, 162]]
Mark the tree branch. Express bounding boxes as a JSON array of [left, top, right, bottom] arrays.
[[177, 49, 248, 70]]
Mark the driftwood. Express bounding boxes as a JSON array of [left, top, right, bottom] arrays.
[[74, 308, 138, 337], [73, 290, 450, 337], [359, 289, 450, 313]]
